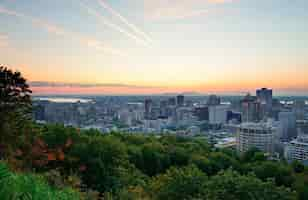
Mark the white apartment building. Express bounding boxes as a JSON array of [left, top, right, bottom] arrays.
[[236, 122, 276, 154]]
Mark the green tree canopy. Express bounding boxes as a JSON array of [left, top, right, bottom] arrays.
[[205, 170, 295, 200]]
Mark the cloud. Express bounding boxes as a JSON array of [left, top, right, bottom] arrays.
[[79, 1, 151, 47], [150, 8, 209, 20], [30, 81, 159, 89], [0, 34, 8, 47], [208, 0, 235, 4], [0, 5, 23, 17], [144, 0, 235, 20], [0, 5, 127, 56], [97, 0, 153, 43]]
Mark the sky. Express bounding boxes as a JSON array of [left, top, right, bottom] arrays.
[[0, 0, 308, 95]]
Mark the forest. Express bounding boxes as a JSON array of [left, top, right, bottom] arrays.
[[0, 66, 308, 200]]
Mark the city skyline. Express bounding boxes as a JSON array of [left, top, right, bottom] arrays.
[[1, 0, 308, 95]]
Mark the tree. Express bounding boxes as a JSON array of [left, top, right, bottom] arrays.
[[140, 142, 170, 176], [149, 165, 207, 200], [241, 147, 263, 162], [251, 162, 295, 187], [205, 170, 296, 200], [291, 160, 305, 173], [0, 66, 32, 157], [0, 66, 32, 118], [190, 155, 213, 175], [208, 152, 240, 175]]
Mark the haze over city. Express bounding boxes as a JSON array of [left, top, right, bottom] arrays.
[[1, 0, 308, 95]]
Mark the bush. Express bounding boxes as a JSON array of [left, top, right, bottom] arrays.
[[0, 162, 80, 200]]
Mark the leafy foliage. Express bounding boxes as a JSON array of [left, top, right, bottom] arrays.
[[0, 162, 80, 200], [148, 165, 207, 200], [205, 170, 295, 200], [7, 123, 304, 199]]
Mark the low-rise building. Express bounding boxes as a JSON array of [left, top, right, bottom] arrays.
[[285, 135, 308, 163], [215, 137, 236, 149]]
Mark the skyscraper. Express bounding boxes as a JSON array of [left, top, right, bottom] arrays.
[[168, 97, 176, 106], [256, 88, 273, 118], [209, 105, 229, 124], [160, 100, 168, 118], [207, 95, 221, 106], [194, 106, 209, 121], [177, 95, 184, 107], [144, 99, 153, 120], [241, 94, 261, 122], [278, 111, 297, 142], [293, 100, 306, 120]]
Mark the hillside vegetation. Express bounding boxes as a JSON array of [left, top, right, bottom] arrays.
[[0, 66, 308, 199]]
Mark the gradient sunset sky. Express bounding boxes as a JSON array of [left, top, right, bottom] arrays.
[[1, 0, 308, 95]]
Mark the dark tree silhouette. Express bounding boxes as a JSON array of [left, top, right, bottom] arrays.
[[0, 66, 32, 154], [0, 66, 32, 110]]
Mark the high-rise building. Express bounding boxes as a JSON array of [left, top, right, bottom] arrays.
[[236, 122, 275, 154], [241, 94, 261, 122], [278, 111, 297, 142], [293, 100, 306, 120], [151, 107, 161, 120], [207, 95, 221, 106], [160, 100, 168, 118], [194, 106, 209, 121], [168, 97, 176, 106], [209, 105, 229, 124], [144, 99, 153, 120], [177, 95, 185, 107], [285, 135, 308, 163], [256, 88, 273, 118]]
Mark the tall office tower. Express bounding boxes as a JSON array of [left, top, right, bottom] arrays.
[[278, 112, 297, 142], [168, 97, 176, 106], [256, 88, 273, 118], [144, 99, 153, 120], [177, 95, 185, 107], [160, 100, 168, 118], [293, 100, 306, 120], [285, 135, 308, 163], [166, 106, 177, 119], [241, 94, 261, 122], [209, 105, 229, 124], [236, 122, 275, 154], [194, 106, 209, 121], [207, 95, 221, 106]]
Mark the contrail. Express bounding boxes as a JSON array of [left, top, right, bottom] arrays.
[[79, 1, 151, 47], [97, 0, 153, 44], [0, 5, 127, 57]]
